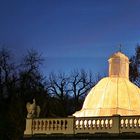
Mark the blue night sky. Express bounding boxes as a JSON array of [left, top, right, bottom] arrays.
[[0, 0, 140, 76]]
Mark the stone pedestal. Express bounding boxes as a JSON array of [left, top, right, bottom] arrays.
[[24, 119, 32, 136]]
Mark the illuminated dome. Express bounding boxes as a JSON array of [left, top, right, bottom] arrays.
[[73, 52, 140, 117]]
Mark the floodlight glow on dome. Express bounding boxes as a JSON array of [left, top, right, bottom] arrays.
[[73, 52, 140, 117]]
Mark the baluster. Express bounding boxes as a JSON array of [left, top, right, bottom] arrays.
[[61, 120, 64, 130], [138, 119, 140, 127], [109, 119, 113, 128], [57, 120, 59, 130], [45, 121, 48, 130], [134, 119, 137, 128], [37, 120, 40, 130], [105, 119, 108, 128], [129, 119, 133, 128], [121, 119, 124, 128], [84, 120, 87, 129], [101, 119, 104, 128], [86, 120, 89, 128], [41, 120, 44, 130], [36, 120, 38, 130], [49, 121, 52, 130], [96, 120, 100, 128], [76, 120, 79, 129], [80, 120, 83, 129], [53, 120, 56, 130], [88, 120, 91, 129], [92, 120, 95, 128], [33, 120, 36, 130], [65, 120, 67, 129], [125, 119, 128, 128]]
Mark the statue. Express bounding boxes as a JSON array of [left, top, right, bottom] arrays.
[[26, 99, 41, 118]]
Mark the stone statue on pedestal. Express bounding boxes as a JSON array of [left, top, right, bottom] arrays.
[[26, 99, 40, 118]]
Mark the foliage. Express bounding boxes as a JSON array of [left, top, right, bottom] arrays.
[[129, 44, 140, 87], [0, 47, 47, 139], [0, 46, 101, 139]]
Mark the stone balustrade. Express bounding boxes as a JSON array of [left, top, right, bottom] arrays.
[[26, 117, 74, 135], [75, 116, 117, 134], [120, 115, 140, 133], [24, 115, 140, 136]]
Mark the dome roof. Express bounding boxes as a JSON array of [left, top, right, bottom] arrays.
[[73, 77, 140, 117], [109, 51, 129, 61], [73, 51, 140, 117]]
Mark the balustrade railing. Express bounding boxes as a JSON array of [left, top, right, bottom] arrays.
[[32, 117, 74, 135], [24, 115, 140, 136], [75, 116, 116, 134], [120, 116, 140, 133]]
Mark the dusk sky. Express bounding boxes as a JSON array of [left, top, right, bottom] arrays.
[[0, 0, 140, 76]]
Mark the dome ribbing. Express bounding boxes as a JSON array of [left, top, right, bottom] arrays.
[[73, 52, 140, 117]]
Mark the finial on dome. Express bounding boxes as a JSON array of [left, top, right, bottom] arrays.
[[119, 44, 122, 52]]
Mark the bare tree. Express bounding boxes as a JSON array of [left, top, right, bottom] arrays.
[[46, 72, 70, 116], [46, 70, 101, 115], [21, 49, 43, 72], [19, 49, 44, 96], [0, 47, 16, 99], [69, 69, 94, 111]]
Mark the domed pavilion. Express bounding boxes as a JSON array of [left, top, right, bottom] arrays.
[[73, 51, 140, 117]]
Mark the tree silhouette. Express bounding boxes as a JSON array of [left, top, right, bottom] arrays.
[[0, 46, 102, 139], [129, 44, 140, 87]]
